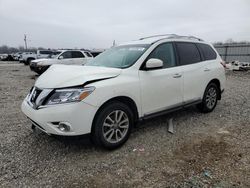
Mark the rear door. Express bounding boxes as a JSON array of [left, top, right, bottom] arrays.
[[139, 42, 183, 116], [175, 42, 206, 103], [196, 43, 221, 89], [71, 51, 86, 65]]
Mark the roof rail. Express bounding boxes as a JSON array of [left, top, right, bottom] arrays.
[[139, 34, 203, 42], [139, 34, 178, 40], [173, 35, 204, 41]]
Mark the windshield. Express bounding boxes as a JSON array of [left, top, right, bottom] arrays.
[[85, 44, 149, 68]]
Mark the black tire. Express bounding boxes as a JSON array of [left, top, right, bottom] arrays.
[[92, 101, 134, 149], [197, 83, 219, 113], [26, 58, 34, 65]]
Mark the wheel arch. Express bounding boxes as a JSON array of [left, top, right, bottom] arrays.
[[27, 57, 35, 63], [206, 78, 221, 100], [27, 57, 35, 61], [91, 96, 139, 133]]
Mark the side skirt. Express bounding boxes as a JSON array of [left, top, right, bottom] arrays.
[[139, 100, 202, 121]]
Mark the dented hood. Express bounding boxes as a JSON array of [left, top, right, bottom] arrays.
[[35, 65, 121, 88]]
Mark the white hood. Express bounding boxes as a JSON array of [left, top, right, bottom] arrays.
[[32, 58, 50, 63], [32, 58, 56, 65], [35, 65, 122, 88]]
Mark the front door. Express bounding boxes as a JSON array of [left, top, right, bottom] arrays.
[[139, 43, 183, 116], [58, 51, 73, 65]]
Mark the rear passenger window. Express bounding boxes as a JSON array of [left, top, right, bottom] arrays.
[[72, 51, 85, 58], [147, 43, 176, 68], [197, 43, 217, 60], [176, 42, 201, 65]]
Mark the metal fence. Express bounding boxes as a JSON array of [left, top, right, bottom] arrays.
[[214, 44, 250, 63]]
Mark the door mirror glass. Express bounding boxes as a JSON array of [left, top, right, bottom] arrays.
[[145, 58, 163, 69], [58, 56, 63, 60]]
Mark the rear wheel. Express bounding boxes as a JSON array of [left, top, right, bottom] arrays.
[[92, 101, 133, 149], [197, 83, 219, 113]]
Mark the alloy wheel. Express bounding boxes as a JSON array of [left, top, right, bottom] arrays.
[[205, 87, 217, 109], [102, 110, 129, 144]]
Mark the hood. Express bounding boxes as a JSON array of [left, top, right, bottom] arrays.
[[35, 65, 122, 88], [32, 58, 50, 63]]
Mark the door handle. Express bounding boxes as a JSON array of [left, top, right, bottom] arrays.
[[173, 73, 182, 78], [204, 68, 210, 72]]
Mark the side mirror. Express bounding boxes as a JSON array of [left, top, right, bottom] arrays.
[[58, 56, 63, 60], [145, 58, 163, 70]]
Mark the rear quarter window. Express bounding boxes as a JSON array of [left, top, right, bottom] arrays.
[[86, 52, 93, 57], [197, 43, 217, 60], [175, 42, 201, 65]]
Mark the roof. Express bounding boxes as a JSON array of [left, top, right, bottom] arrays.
[[120, 34, 204, 46]]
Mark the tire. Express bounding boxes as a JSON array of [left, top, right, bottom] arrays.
[[197, 83, 219, 113], [92, 101, 134, 149], [24, 61, 29, 65], [26, 58, 34, 65]]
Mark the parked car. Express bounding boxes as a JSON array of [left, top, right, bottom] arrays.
[[0, 54, 9, 61], [20, 50, 54, 65], [226, 61, 250, 71], [21, 34, 226, 149], [29, 50, 93, 74], [13, 52, 23, 61], [0, 54, 14, 61], [19, 52, 36, 64]]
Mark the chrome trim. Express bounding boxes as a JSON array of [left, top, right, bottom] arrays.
[[27, 87, 53, 109]]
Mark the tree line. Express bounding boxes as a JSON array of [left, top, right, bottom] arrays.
[[0, 45, 47, 54]]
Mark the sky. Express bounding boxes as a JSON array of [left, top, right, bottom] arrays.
[[0, 0, 249, 49]]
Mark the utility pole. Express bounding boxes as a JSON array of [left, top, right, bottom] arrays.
[[112, 40, 116, 47], [24, 34, 27, 50]]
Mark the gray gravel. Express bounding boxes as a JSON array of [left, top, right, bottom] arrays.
[[0, 61, 250, 187]]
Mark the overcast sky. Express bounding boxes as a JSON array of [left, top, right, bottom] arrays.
[[0, 0, 249, 49]]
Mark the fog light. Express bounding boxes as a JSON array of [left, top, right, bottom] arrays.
[[58, 122, 71, 132]]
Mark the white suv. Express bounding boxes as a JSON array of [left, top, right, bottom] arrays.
[[21, 34, 226, 149], [30, 50, 93, 74]]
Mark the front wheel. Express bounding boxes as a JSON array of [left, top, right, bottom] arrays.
[[92, 101, 133, 149], [197, 83, 219, 113]]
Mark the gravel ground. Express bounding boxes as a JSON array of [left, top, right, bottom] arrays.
[[0, 61, 250, 187]]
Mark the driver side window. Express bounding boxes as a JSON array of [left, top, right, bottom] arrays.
[[148, 43, 176, 68]]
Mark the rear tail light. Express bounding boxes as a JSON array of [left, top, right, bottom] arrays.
[[220, 61, 226, 68]]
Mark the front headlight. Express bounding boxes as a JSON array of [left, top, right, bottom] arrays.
[[45, 87, 95, 105]]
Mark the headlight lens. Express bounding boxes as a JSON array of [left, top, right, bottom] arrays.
[[45, 87, 95, 105]]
